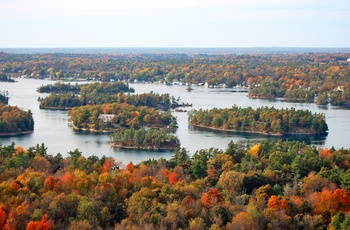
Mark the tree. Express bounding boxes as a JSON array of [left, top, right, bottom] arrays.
[[26, 214, 52, 230]]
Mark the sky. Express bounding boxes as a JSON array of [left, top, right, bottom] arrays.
[[0, 0, 349, 48]]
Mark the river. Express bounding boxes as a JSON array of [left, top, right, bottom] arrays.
[[1, 78, 349, 164]]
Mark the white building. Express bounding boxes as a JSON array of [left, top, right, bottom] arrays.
[[98, 114, 115, 123]]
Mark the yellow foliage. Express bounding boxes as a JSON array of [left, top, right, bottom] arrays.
[[247, 144, 260, 158]]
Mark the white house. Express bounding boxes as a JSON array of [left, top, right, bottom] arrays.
[[98, 114, 115, 123]]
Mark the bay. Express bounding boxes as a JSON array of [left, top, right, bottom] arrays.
[[1, 78, 349, 164]]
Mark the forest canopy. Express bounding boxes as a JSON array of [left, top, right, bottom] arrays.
[[0, 140, 350, 229]]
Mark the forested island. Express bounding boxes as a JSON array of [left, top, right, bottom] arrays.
[[1, 140, 350, 229], [110, 127, 180, 150], [0, 104, 34, 136], [188, 106, 328, 136], [39, 85, 188, 111], [68, 103, 177, 132], [38, 82, 135, 110]]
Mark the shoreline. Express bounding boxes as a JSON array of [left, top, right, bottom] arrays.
[[0, 130, 34, 137], [189, 123, 324, 136], [111, 142, 179, 151]]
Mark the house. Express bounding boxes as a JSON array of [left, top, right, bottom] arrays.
[[98, 114, 115, 123]]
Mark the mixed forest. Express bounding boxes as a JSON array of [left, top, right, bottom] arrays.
[[1, 140, 350, 229], [1, 50, 350, 229], [0, 104, 34, 135]]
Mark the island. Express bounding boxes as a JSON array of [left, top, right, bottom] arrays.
[[0, 104, 34, 136], [110, 127, 180, 150], [188, 105, 328, 136], [39, 91, 192, 110], [68, 102, 178, 132], [39, 82, 135, 110]]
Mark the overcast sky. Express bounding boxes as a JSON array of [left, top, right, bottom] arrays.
[[1, 0, 349, 48]]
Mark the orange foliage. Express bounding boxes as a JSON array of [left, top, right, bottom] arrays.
[[26, 214, 52, 230], [102, 158, 115, 172], [319, 148, 332, 159], [201, 188, 223, 207], [15, 146, 27, 155], [310, 188, 350, 215], [163, 168, 169, 177], [267, 195, 289, 211], [9, 180, 22, 191]]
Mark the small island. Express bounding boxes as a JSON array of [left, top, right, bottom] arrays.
[[188, 105, 328, 136], [38, 82, 135, 110], [68, 102, 178, 132], [0, 104, 34, 136], [110, 127, 180, 150]]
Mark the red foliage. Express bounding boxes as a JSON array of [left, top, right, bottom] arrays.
[[26, 214, 52, 230], [126, 162, 134, 172], [163, 168, 169, 177], [0, 205, 6, 229], [168, 172, 178, 185]]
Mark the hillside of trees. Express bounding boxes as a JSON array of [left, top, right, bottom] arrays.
[[1, 52, 349, 106], [188, 106, 328, 135], [1, 140, 350, 229], [0, 104, 34, 135], [110, 127, 180, 150], [68, 103, 177, 131]]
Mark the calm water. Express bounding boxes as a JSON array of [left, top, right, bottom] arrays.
[[1, 79, 349, 164]]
